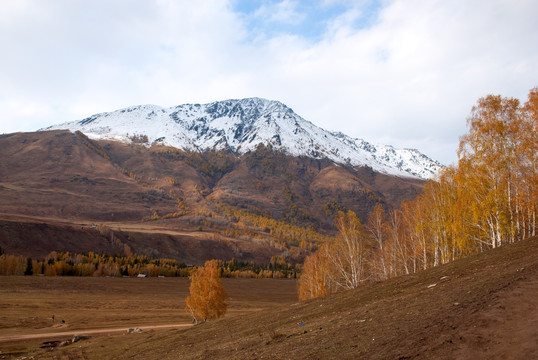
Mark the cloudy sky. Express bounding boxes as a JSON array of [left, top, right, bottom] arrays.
[[1, 0, 537, 165]]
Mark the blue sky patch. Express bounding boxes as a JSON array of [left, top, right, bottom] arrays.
[[231, 1, 382, 42]]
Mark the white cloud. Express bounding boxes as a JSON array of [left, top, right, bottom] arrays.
[[1, 0, 536, 164], [252, 0, 305, 25]]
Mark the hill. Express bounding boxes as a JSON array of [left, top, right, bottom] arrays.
[[30, 236, 538, 359], [0, 214, 280, 265], [0, 130, 425, 263]]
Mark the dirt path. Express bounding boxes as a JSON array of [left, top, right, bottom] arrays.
[[0, 324, 193, 343]]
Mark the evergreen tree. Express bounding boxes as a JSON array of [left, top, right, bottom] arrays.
[[24, 257, 33, 276]]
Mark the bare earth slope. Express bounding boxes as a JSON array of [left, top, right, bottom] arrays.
[[0, 130, 423, 263], [33, 236, 537, 359], [0, 130, 423, 225], [0, 214, 280, 265]]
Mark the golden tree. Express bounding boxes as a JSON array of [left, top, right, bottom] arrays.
[[298, 88, 537, 300], [298, 211, 370, 300], [298, 246, 333, 300], [458, 91, 537, 247], [519, 88, 538, 239], [366, 205, 389, 280], [326, 211, 370, 290], [185, 260, 228, 324]]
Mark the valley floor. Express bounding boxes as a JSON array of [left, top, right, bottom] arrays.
[[0, 277, 298, 358], [1, 237, 536, 359]]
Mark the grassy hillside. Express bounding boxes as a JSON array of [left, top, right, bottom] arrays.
[[28, 236, 537, 359]]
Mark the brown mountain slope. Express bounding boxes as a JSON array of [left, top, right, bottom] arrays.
[[0, 130, 424, 262], [0, 130, 423, 224], [0, 131, 178, 221], [0, 214, 279, 265], [31, 236, 538, 359]]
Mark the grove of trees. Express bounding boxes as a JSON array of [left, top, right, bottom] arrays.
[[0, 251, 299, 278], [299, 88, 537, 300]]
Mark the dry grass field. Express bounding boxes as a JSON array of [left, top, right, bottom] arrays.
[[7, 236, 535, 360], [0, 277, 298, 358]]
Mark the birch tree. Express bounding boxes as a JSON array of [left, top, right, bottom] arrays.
[[185, 260, 228, 324], [458, 93, 533, 248], [367, 205, 389, 280], [298, 211, 370, 299], [325, 211, 370, 289], [298, 246, 333, 300]]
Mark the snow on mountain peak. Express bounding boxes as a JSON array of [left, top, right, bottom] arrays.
[[43, 98, 442, 179]]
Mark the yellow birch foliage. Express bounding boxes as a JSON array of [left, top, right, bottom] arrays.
[[458, 91, 537, 247], [298, 246, 332, 300], [327, 211, 369, 290], [366, 205, 390, 280], [520, 88, 538, 239], [185, 260, 229, 324], [298, 211, 369, 299]]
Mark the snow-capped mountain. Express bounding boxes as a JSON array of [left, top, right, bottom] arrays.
[[43, 98, 442, 179]]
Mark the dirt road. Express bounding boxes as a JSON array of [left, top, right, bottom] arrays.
[[0, 324, 193, 343]]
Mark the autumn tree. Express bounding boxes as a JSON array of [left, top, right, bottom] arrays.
[[0, 255, 26, 275], [519, 87, 538, 239], [325, 211, 370, 289], [412, 88, 537, 259], [400, 200, 427, 273], [298, 211, 370, 299], [298, 246, 333, 300], [299, 88, 536, 300], [458, 91, 537, 248], [366, 205, 389, 280], [185, 260, 229, 324]]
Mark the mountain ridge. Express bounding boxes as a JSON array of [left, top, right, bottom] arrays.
[[0, 130, 425, 260], [43, 98, 442, 179]]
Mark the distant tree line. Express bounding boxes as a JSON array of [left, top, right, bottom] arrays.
[[0, 251, 299, 279]]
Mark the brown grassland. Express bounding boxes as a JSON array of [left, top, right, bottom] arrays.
[[1, 236, 536, 359], [0, 277, 298, 358]]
